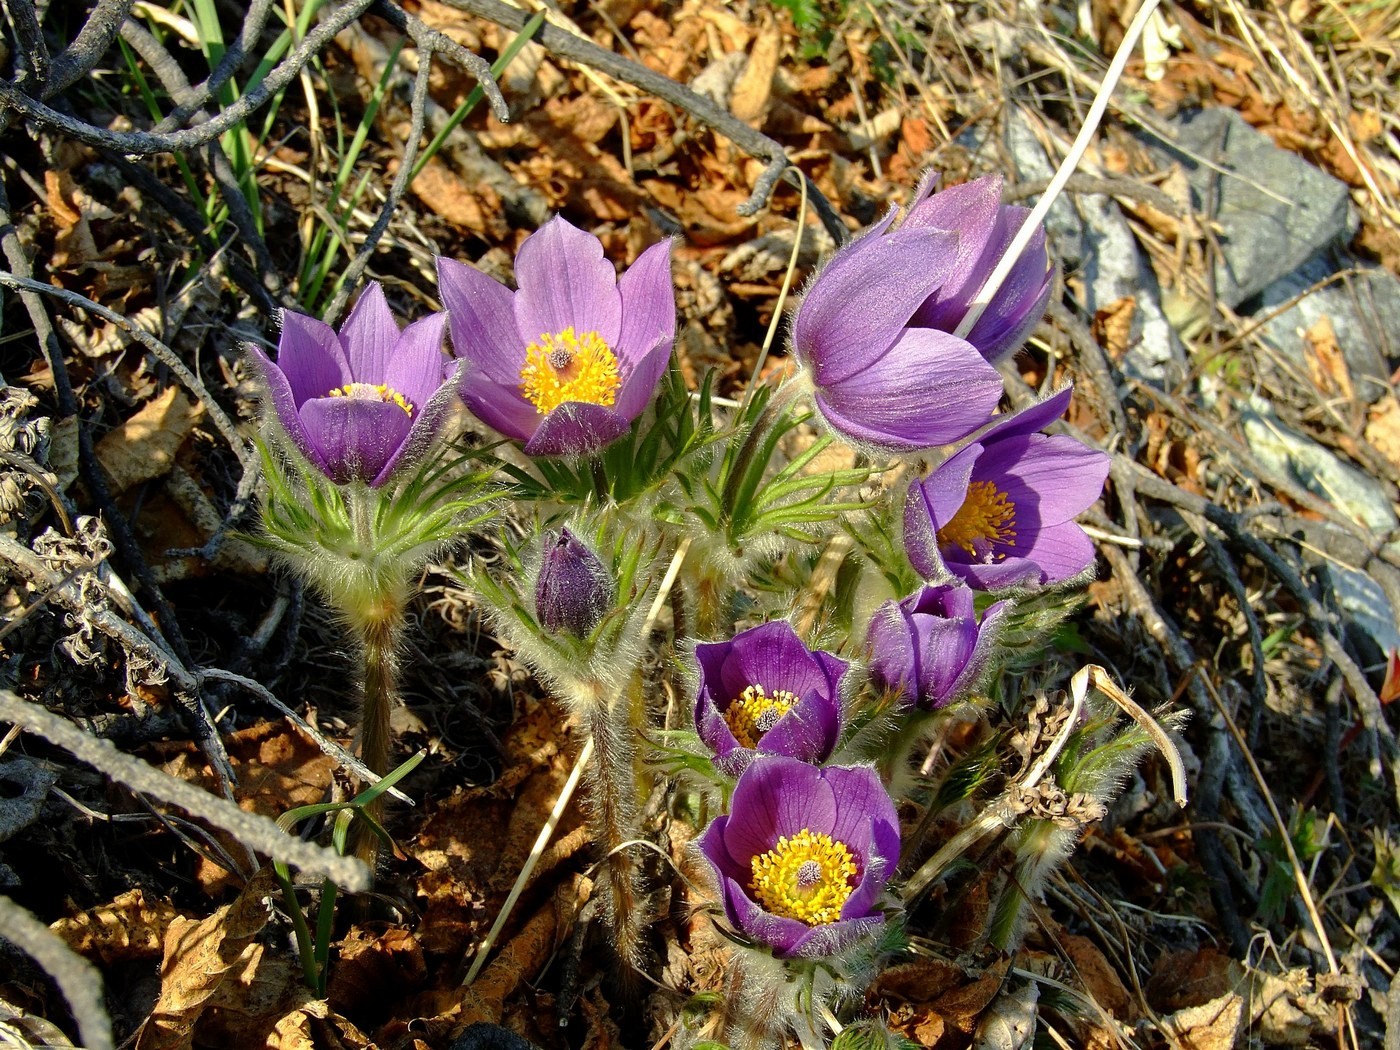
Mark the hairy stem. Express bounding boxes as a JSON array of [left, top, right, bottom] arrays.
[[351, 607, 403, 874], [578, 678, 647, 978]]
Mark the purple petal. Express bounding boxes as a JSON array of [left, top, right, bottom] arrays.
[[711, 622, 834, 702], [694, 685, 751, 775], [903, 174, 1004, 324], [980, 386, 1074, 445], [823, 765, 896, 853], [903, 447, 980, 579], [842, 814, 901, 920], [384, 312, 450, 409], [615, 239, 676, 368], [612, 332, 674, 421], [962, 218, 1052, 362], [698, 814, 745, 883], [513, 217, 623, 348], [246, 345, 332, 475], [722, 757, 835, 869], [437, 257, 528, 384], [978, 433, 1110, 525], [522, 402, 629, 457], [756, 689, 842, 764], [372, 359, 463, 487], [276, 310, 350, 405], [298, 397, 412, 485], [793, 226, 960, 388], [461, 375, 542, 444], [722, 874, 819, 956], [338, 282, 400, 384], [814, 328, 1001, 451]]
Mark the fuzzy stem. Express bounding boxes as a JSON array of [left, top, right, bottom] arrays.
[[578, 677, 648, 978], [351, 608, 403, 872]]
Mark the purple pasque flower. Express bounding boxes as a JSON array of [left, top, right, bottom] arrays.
[[437, 216, 675, 458], [903, 387, 1110, 590], [790, 212, 1003, 453], [902, 172, 1054, 365], [698, 756, 899, 959], [534, 527, 613, 636], [694, 621, 846, 777], [248, 283, 459, 487], [867, 583, 1008, 710]]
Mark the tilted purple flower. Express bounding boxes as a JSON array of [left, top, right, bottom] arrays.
[[902, 172, 1054, 364], [697, 756, 899, 958], [866, 583, 1008, 710], [903, 388, 1110, 590], [247, 283, 460, 487], [790, 212, 1003, 452], [693, 621, 846, 776], [437, 216, 675, 458], [534, 527, 613, 636]]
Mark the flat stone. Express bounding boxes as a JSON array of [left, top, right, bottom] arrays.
[[1252, 254, 1400, 402], [1003, 111, 1185, 385], [1138, 108, 1355, 307], [1240, 394, 1397, 531]]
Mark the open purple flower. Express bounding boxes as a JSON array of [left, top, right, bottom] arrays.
[[791, 214, 1003, 452], [248, 283, 459, 487], [903, 388, 1110, 590], [867, 583, 1008, 710], [694, 621, 846, 776], [902, 172, 1054, 364], [698, 756, 899, 958], [437, 217, 675, 457]]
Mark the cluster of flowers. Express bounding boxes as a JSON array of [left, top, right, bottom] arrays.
[[253, 173, 1110, 973]]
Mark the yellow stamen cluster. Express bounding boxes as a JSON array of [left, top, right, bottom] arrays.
[[750, 828, 858, 926], [937, 479, 1016, 559], [328, 382, 414, 417], [723, 684, 798, 748], [519, 327, 621, 415]]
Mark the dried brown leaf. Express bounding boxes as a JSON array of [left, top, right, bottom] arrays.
[[95, 387, 203, 495], [1303, 315, 1355, 402], [50, 888, 182, 965], [135, 870, 275, 1050], [730, 19, 781, 126]]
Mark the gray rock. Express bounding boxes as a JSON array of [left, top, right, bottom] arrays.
[[1139, 108, 1355, 307], [1239, 394, 1397, 531], [1076, 193, 1184, 386], [1253, 254, 1400, 402], [1002, 111, 1185, 385], [1323, 562, 1400, 659]]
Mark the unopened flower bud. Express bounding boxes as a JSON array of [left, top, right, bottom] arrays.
[[534, 528, 612, 635]]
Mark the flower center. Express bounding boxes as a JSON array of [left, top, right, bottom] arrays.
[[327, 382, 414, 417], [520, 327, 621, 415], [750, 828, 858, 926], [723, 684, 798, 748], [936, 479, 1016, 561]]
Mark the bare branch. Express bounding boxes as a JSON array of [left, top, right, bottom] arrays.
[[0, 690, 371, 890], [0, 895, 113, 1050]]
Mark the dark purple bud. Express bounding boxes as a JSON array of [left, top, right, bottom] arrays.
[[534, 528, 612, 635]]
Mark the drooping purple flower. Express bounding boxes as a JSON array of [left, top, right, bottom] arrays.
[[902, 172, 1054, 365], [247, 283, 460, 487], [535, 528, 612, 636], [903, 388, 1110, 590], [697, 756, 899, 958], [437, 217, 675, 458], [866, 584, 1008, 710], [790, 214, 1003, 452], [694, 621, 846, 776]]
